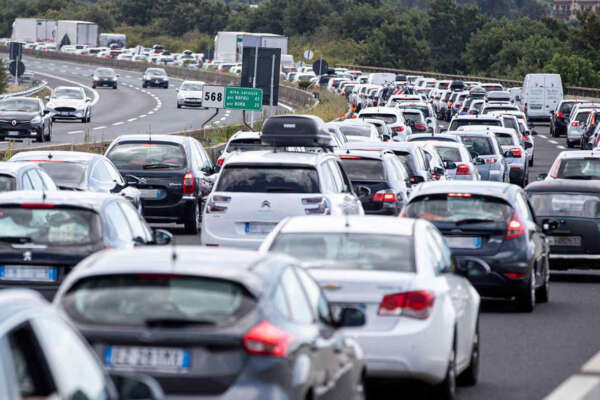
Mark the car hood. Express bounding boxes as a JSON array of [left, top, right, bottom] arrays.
[[0, 111, 38, 121], [48, 99, 86, 109]]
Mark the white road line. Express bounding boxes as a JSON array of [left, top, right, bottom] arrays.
[[139, 114, 147, 118], [557, 145, 566, 149], [31, 70, 100, 106], [279, 102, 294, 111], [68, 130, 83, 135], [93, 126, 106, 130], [127, 118, 137, 122], [112, 122, 124, 126], [220, 117, 226, 121], [539, 134, 547, 139], [549, 140, 558, 144], [214, 121, 221, 125], [148, 111, 154, 115]]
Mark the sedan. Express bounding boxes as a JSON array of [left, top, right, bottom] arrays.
[[0, 161, 57, 191], [46, 86, 92, 123], [176, 80, 205, 108], [261, 216, 482, 399], [142, 68, 169, 88], [405, 181, 550, 312], [54, 246, 366, 400], [92, 67, 119, 89], [0, 97, 52, 142], [449, 131, 509, 182]]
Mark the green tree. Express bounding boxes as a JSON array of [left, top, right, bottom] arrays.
[[544, 53, 600, 87], [0, 60, 6, 94]]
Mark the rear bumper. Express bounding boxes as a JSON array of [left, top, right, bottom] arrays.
[[549, 254, 600, 270], [0, 284, 58, 300], [554, 119, 568, 135], [201, 219, 264, 249], [143, 196, 196, 224]]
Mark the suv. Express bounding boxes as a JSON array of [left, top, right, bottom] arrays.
[[202, 115, 363, 249]]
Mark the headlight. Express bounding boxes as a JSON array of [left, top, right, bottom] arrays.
[[30, 115, 42, 124], [93, 75, 99, 80], [164, 77, 169, 81], [112, 76, 117, 81]]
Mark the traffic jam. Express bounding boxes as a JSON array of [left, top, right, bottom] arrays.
[[1, 63, 597, 400]]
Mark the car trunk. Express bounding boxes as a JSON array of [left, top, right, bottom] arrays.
[[124, 170, 187, 207], [432, 221, 507, 256], [543, 217, 600, 255]]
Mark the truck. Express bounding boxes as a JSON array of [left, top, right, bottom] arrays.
[[57, 20, 98, 48], [521, 73, 563, 121], [214, 32, 288, 63], [11, 18, 57, 43], [99, 33, 126, 48]]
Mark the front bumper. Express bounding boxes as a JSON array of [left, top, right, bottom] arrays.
[[178, 99, 204, 107], [51, 110, 85, 120], [93, 79, 116, 86], [145, 79, 168, 87], [142, 195, 195, 224]]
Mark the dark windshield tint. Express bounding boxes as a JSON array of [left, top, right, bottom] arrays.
[[359, 114, 396, 124], [459, 136, 494, 155], [495, 133, 514, 146], [271, 233, 414, 272], [435, 146, 462, 162], [61, 275, 255, 326], [576, 112, 591, 123], [556, 158, 600, 179], [38, 162, 87, 189], [340, 159, 386, 181], [217, 166, 319, 193], [406, 194, 512, 223], [450, 119, 502, 130], [0, 175, 16, 192], [402, 112, 424, 123], [107, 142, 187, 170], [394, 152, 416, 176]]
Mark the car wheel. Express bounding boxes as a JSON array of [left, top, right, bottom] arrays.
[[516, 271, 536, 312], [536, 260, 550, 303], [434, 341, 457, 400], [46, 123, 52, 141], [92, 84, 96, 89], [528, 156, 534, 167], [113, 84, 117, 89], [165, 83, 169, 89], [177, 103, 181, 109], [184, 201, 200, 234], [142, 82, 147, 88], [567, 139, 574, 148], [458, 319, 479, 386], [36, 128, 45, 143]]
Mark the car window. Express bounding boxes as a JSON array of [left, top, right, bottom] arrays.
[[32, 317, 109, 400], [459, 136, 494, 156], [428, 228, 452, 274], [104, 201, 133, 242], [90, 159, 112, 182], [21, 173, 33, 190], [107, 142, 188, 171], [327, 160, 346, 192], [217, 166, 320, 193], [425, 231, 445, 275], [435, 146, 462, 162], [280, 267, 314, 324], [0, 174, 16, 192], [295, 267, 334, 326], [273, 283, 291, 319], [339, 158, 386, 181], [495, 133, 515, 146], [105, 160, 124, 185], [118, 200, 151, 241], [516, 193, 535, 223], [25, 170, 44, 190]]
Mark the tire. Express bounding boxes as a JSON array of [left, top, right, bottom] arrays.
[[516, 272, 536, 312], [92, 84, 96, 89], [164, 83, 169, 89], [458, 319, 479, 386], [46, 123, 52, 141], [177, 104, 181, 109], [81, 117, 86, 123], [536, 260, 550, 303], [184, 200, 200, 235], [567, 139, 574, 148], [528, 156, 533, 167], [113, 84, 117, 89], [36, 128, 45, 143], [434, 341, 457, 400], [142, 82, 147, 88]]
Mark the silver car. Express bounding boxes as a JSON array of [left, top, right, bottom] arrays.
[[425, 141, 481, 181]]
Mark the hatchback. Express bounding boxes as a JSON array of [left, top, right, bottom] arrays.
[[447, 131, 509, 182], [425, 141, 481, 181], [0, 161, 57, 192]]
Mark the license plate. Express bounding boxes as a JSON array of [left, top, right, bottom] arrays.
[[245, 222, 276, 234], [445, 236, 482, 249], [547, 236, 581, 247], [530, 105, 543, 110], [0, 265, 57, 282], [105, 346, 190, 372], [140, 189, 162, 199], [60, 112, 72, 116], [154, 80, 160, 84], [7, 131, 19, 136]]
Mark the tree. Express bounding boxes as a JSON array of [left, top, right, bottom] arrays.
[[0, 60, 6, 95], [544, 53, 600, 87]]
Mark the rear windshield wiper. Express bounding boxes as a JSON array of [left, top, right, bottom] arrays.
[[142, 163, 181, 170], [144, 318, 216, 328], [454, 218, 497, 226], [0, 236, 32, 244]]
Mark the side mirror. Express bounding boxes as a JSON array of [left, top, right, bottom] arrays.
[[541, 219, 559, 234], [86, 97, 91, 102], [411, 175, 425, 185], [356, 185, 371, 198], [433, 166, 445, 176], [475, 157, 485, 165], [43, 109, 50, 115], [503, 150, 513, 158], [537, 173, 548, 181], [382, 134, 391, 141], [524, 141, 533, 149], [532, 130, 538, 136], [443, 160, 457, 169], [455, 257, 491, 278], [110, 372, 164, 400], [152, 229, 172, 245], [335, 307, 366, 328]]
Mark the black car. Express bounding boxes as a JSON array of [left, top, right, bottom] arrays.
[[550, 100, 580, 138], [92, 67, 119, 89], [0, 191, 172, 299], [527, 179, 600, 270], [142, 68, 169, 88], [0, 161, 57, 192], [9, 151, 142, 211], [0, 97, 52, 142], [405, 180, 550, 312], [338, 150, 411, 216], [105, 134, 217, 234], [54, 247, 366, 400]]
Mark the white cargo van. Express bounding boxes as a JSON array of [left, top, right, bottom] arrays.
[[368, 73, 395, 86], [521, 73, 563, 120]]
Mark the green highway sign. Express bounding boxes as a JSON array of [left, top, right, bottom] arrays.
[[224, 87, 263, 111]]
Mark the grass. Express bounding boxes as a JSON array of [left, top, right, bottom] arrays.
[[300, 89, 349, 122]]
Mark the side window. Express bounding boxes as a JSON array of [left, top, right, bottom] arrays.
[[26, 170, 44, 190], [273, 283, 291, 319], [195, 141, 213, 169], [90, 160, 112, 183], [295, 267, 333, 325], [425, 230, 446, 275], [429, 228, 452, 272], [516, 193, 535, 223], [119, 200, 151, 241], [21, 173, 33, 190], [391, 157, 408, 181], [32, 316, 109, 400], [38, 169, 56, 190], [418, 149, 430, 171], [326, 160, 344, 193], [280, 267, 314, 324], [105, 160, 124, 185], [319, 162, 337, 193], [104, 201, 134, 242]]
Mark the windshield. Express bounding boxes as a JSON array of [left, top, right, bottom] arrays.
[[61, 275, 255, 326], [340, 158, 386, 181], [95, 68, 114, 77], [555, 158, 600, 179], [495, 133, 515, 146], [0, 207, 102, 245], [147, 69, 166, 76], [339, 125, 372, 138], [402, 112, 424, 123], [450, 119, 502, 130], [530, 193, 600, 218], [225, 138, 267, 152], [217, 166, 320, 193], [359, 114, 396, 124], [576, 112, 591, 123], [181, 83, 203, 91], [270, 233, 414, 272], [53, 89, 84, 100], [0, 175, 16, 192], [459, 136, 494, 156], [107, 142, 187, 170], [37, 162, 87, 189], [0, 99, 39, 112], [406, 194, 512, 223], [435, 146, 462, 162]]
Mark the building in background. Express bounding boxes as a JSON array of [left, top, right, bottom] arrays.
[[553, 0, 600, 20]]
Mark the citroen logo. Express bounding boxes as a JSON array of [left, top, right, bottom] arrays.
[[23, 251, 32, 262], [261, 200, 271, 209], [11, 120, 16, 126]]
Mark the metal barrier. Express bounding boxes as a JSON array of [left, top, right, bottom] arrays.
[[0, 79, 47, 99]]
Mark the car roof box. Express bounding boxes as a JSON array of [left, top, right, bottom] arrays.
[[261, 115, 332, 147]]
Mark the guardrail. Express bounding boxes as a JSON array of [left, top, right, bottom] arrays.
[[0, 79, 47, 99], [335, 63, 600, 98], [546, 351, 600, 399]]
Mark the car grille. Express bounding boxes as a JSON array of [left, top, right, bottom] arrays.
[[185, 98, 202, 102], [55, 107, 77, 112]]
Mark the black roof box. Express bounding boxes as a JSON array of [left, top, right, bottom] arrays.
[[261, 115, 332, 147]]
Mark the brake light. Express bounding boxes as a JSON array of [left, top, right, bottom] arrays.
[[523, 135, 531, 142], [468, 110, 473, 114], [217, 158, 224, 167], [182, 172, 195, 195], [549, 160, 561, 178], [456, 164, 471, 175], [391, 126, 404, 133], [20, 203, 55, 208], [448, 102, 453, 107], [485, 158, 497, 164], [378, 291, 435, 319], [505, 212, 525, 240], [505, 272, 525, 279], [571, 121, 580, 127], [556, 112, 564, 119], [415, 124, 426, 130], [510, 148, 522, 158], [243, 321, 295, 357], [372, 191, 397, 202], [338, 155, 361, 159], [447, 193, 472, 197]]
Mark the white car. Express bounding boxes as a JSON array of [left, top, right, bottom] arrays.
[[216, 130, 264, 167], [46, 86, 91, 123], [358, 107, 412, 140], [176, 80, 206, 108], [330, 120, 381, 142], [260, 215, 482, 399]]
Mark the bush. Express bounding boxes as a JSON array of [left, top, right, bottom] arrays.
[[297, 80, 312, 90]]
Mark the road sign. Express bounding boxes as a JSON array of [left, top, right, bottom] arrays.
[[304, 50, 314, 60], [9, 42, 23, 60], [224, 87, 263, 111], [9, 61, 25, 77], [202, 86, 225, 108], [313, 59, 329, 76], [241, 47, 280, 106]]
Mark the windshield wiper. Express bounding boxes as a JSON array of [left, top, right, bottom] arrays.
[[144, 318, 216, 328], [561, 175, 595, 180], [142, 162, 180, 170], [454, 218, 496, 225], [0, 236, 32, 244]]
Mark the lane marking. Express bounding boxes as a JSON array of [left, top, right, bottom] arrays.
[[557, 145, 565, 149], [539, 134, 547, 139], [279, 102, 294, 111], [31, 70, 100, 106], [148, 111, 154, 115], [139, 114, 147, 118], [220, 117, 226, 121], [549, 140, 558, 144], [93, 126, 106, 130], [112, 122, 124, 126], [127, 118, 137, 122], [68, 130, 83, 135]]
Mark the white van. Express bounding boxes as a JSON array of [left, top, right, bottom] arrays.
[[368, 73, 395, 86], [521, 74, 563, 120]]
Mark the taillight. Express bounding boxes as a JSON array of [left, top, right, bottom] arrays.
[[243, 321, 295, 357], [217, 158, 224, 167], [206, 195, 230, 213], [182, 172, 195, 195], [391, 126, 404, 133], [415, 124, 426, 130], [505, 272, 525, 279], [505, 212, 525, 240], [523, 135, 531, 142], [556, 112, 564, 119], [378, 291, 435, 319], [485, 158, 497, 164], [468, 110, 473, 114], [571, 121, 580, 127], [456, 164, 471, 175], [510, 148, 522, 158], [448, 102, 453, 107], [372, 191, 397, 202]]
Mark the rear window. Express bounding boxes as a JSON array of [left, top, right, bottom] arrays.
[[426, 82, 436, 88], [435, 146, 462, 162], [450, 119, 502, 130], [559, 102, 577, 114], [459, 136, 494, 155], [406, 194, 513, 223], [576, 112, 591, 123], [359, 114, 396, 124], [0, 206, 102, 245], [270, 233, 414, 272], [530, 193, 600, 218], [225, 138, 266, 152], [439, 82, 450, 89], [555, 158, 600, 179], [402, 112, 424, 123], [107, 142, 187, 170], [38, 162, 87, 189], [339, 158, 386, 181], [495, 133, 515, 146], [397, 105, 430, 118], [0, 175, 16, 192], [339, 125, 372, 138], [60, 275, 255, 326], [503, 118, 518, 131], [217, 166, 319, 193]]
